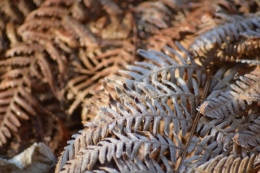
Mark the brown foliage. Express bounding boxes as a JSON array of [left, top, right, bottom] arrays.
[[0, 0, 259, 173]]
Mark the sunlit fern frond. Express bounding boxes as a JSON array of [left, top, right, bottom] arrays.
[[59, 131, 183, 173], [199, 68, 260, 119], [55, 46, 210, 172], [182, 154, 258, 173], [56, 38, 260, 172], [217, 29, 260, 61]]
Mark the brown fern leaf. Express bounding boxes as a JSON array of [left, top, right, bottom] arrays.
[[145, 0, 239, 51], [0, 77, 67, 159], [0, 77, 37, 146], [41, 0, 74, 7], [0, 1, 22, 23], [65, 42, 134, 118], [5, 43, 43, 57], [5, 22, 19, 47], [17, 18, 61, 36], [62, 16, 98, 48], [0, 39, 67, 158], [25, 7, 68, 22], [0, 0, 42, 54]]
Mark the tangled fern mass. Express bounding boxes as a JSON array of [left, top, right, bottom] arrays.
[[0, 0, 260, 172]]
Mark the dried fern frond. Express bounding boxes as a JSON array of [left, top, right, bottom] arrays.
[[143, 0, 244, 53], [57, 41, 260, 173], [189, 14, 260, 57], [60, 131, 183, 173], [183, 154, 257, 173], [0, 0, 42, 55], [0, 73, 67, 154], [217, 29, 260, 61], [208, 65, 241, 92], [65, 41, 135, 119], [196, 115, 238, 151], [55, 47, 209, 172], [25, 7, 68, 21], [0, 0, 260, 173], [199, 68, 260, 119], [0, 40, 66, 157], [0, 77, 36, 145], [232, 111, 260, 149], [5, 43, 43, 57]]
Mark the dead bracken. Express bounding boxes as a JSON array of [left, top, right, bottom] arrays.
[[0, 0, 259, 173]]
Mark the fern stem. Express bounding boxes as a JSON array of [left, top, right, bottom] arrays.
[[176, 74, 211, 173]]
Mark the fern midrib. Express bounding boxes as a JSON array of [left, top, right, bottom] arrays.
[[176, 74, 211, 172]]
